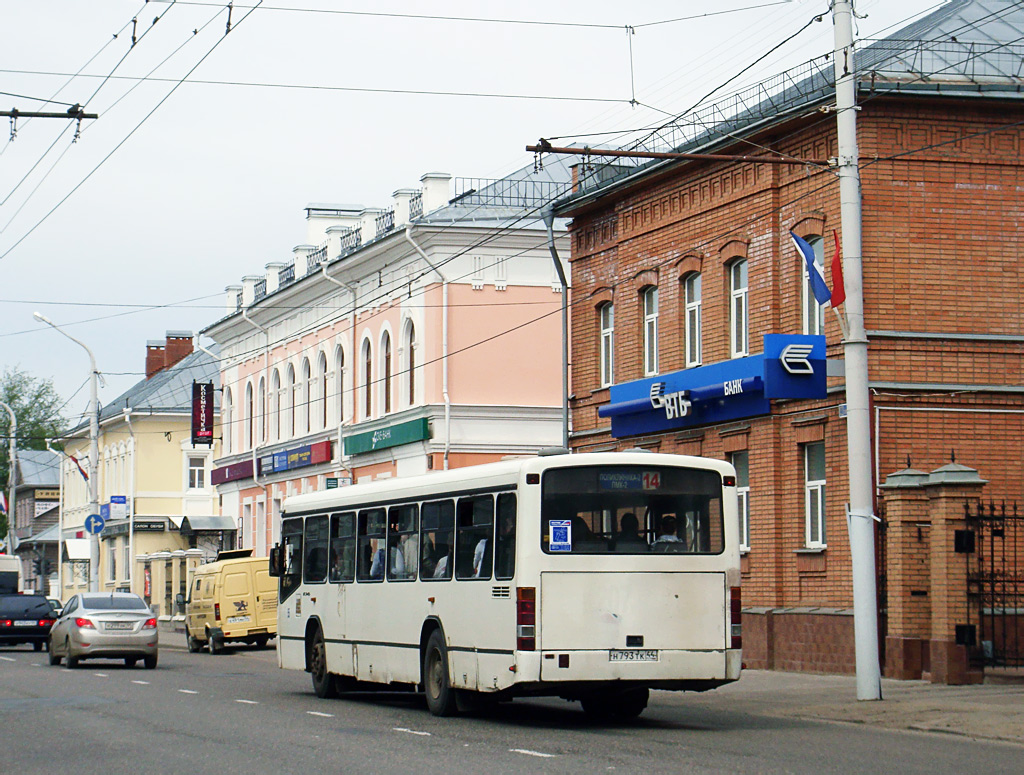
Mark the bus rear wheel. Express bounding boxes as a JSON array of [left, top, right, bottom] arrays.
[[423, 630, 457, 716], [310, 627, 337, 699], [581, 687, 649, 721]]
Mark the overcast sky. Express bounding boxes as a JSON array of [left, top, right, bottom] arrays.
[[0, 0, 940, 426]]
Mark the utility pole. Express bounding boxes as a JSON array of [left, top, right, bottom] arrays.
[[0, 402, 16, 553], [833, 0, 881, 701]]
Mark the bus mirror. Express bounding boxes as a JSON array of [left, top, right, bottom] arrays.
[[269, 545, 282, 577]]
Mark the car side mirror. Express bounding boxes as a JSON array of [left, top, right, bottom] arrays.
[[269, 545, 282, 577], [175, 593, 185, 606]]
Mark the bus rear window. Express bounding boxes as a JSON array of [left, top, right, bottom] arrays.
[[541, 466, 725, 555]]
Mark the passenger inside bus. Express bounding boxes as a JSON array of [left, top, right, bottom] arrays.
[[613, 513, 648, 552], [432, 543, 451, 578], [494, 510, 516, 578], [368, 539, 385, 579]]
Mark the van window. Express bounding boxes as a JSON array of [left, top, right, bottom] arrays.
[[357, 508, 386, 582], [455, 495, 493, 580], [420, 500, 453, 581], [387, 504, 418, 581], [495, 492, 517, 580], [280, 518, 304, 601], [329, 512, 356, 583], [304, 515, 329, 584]]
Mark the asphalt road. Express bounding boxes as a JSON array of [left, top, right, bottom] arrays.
[[2, 642, 1021, 774]]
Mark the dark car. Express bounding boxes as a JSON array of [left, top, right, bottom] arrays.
[[0, 594, 57, 651]]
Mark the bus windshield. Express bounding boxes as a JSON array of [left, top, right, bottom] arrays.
[[541, 465, 725, 555]]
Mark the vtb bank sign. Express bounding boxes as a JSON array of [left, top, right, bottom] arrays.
[[598, 335, 827, 438]]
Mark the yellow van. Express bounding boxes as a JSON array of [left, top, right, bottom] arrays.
[[184, 550, 277, 654]]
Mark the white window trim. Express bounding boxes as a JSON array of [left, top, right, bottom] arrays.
[[804, 443, 827, 548], [801, 235, 826, 336], [642, 287, 659, 377], [730, 261, 748, 358], [684, 273, 702, 368], [732, 450, 750, 552], [599, 303, 614, 388]]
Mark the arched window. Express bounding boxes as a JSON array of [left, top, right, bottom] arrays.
[[361, 338, 372, 418], [257, 376, 266, 445], [683, 273, 702, 367], [245, 382, 254, 449], [223, 387, 233, 455], [317, 352, 328, 430], [403, 321, 416, 406], [301, 358, 312, 435], [598, 302, 614, 387], [729, 259, 748, 358], [335, 345, 345, 425], [641, 286, 659, 376], [285, 365, 296, 438], [801, 235, 826, 336], [381, 330, 392, 414], [270, 369, 281, 441]]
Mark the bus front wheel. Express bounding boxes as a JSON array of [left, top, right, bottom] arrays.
[[310, 627, 338, 699], [423, 630, 457, 716]]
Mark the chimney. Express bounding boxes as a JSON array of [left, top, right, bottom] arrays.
[[145, 331, 194, 379], [420, 172, 452, 215]]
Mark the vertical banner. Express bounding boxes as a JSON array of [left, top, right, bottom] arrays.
[[191, 381, 215, 446]]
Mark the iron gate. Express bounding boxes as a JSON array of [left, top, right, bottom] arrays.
[[962, 501, 1024, 669]]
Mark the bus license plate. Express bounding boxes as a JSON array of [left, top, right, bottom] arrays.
[[609, 649, 658, 662]]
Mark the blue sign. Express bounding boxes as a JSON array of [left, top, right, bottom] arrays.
[[110, 495, 127, 505], [549, 520, 572, 552], [598, 334, 826, 438], [85, 514, 105, 535], [100, 503, 110, 519]]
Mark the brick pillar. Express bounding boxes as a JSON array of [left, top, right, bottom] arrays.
[[879, 466, 931, 679], [922, 462, 986, 685]]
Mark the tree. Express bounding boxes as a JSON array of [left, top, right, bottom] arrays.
[[1, 367, 67, 540]]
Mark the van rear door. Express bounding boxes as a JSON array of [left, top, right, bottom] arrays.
[[222, 567, 253, 631], [254, 566, 278, 632]]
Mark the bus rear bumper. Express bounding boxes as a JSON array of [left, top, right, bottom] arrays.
[[521, 648, 741, 686]]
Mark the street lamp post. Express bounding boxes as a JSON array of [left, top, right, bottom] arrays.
[[0, 401, 15, 554], [33, 312, 100, 592]]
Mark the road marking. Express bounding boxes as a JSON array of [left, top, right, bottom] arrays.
[[178, 689, 199, 695], [511, 749, 556, 758], [307, 711, 334, 718], [0, 656, 15, 662], [132, 680, 150, 685], [93, 673, 108, 678], [393, 727, 431, 737], [235, 699, 259, 704]]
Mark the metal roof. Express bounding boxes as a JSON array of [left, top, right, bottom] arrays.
[[14, 448, 59, 487]]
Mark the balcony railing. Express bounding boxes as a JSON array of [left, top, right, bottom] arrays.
[[376, 208, 395, 238], [254, 278, 267, 300], [279, 263, 295, 287], [306, 244, 328, 274], [339, 225, 362, 253], [450, 176, 569, 208], [235, 291, 243, 311], [409, 191, 423, 220]]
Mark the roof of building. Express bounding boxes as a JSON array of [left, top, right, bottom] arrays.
[[14, 449, 59, 488], [557, 0, 1024, 208]]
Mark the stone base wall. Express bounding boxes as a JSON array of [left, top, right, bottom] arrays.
[[742, 609, 856, 674]]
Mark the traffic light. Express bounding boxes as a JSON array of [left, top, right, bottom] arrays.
[[40, 559, 51, 577], [32, 559, 41, 575]]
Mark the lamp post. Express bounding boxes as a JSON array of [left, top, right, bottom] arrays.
[[33, 312, 100, 592], [0, 401, 15, 554]]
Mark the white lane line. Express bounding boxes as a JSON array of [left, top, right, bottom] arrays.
[[93, 673, 108, 678], [307, 711, 334, 718], [393, 727, 431, 737], [510, 749, 556, 758], [0, 656, 15, 662], [235, 699, 259, 704], [178, 689, 199, 695], [131, 680, 150, 685]]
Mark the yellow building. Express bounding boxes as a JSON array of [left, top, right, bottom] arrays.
[[60, 333, 230, 620]]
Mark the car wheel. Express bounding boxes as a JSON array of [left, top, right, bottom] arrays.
[[48, 638, 61, 666], [124, 658, 137, 668], [309, 626, 337, 699], [33, 641, 44, 652], [186, 627, 202, 653], [66, 653, 79, 670], [144, 655, 158, 670], [423, 630, 457, 716]]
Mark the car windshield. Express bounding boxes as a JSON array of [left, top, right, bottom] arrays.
[[0, 596, 55, 617], [81, 595, 149, 611]]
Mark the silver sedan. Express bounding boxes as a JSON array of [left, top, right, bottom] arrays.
[[48, 592, 159, 669]]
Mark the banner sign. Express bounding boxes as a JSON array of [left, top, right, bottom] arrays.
[[343, 418, 430, 456], [598, 335, 827, 438], [257, 440, 332, 476], [191, 381, 215, 446]]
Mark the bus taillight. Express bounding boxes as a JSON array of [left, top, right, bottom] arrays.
[[730, 587, 742, 649], [516, 587, 536, 651]]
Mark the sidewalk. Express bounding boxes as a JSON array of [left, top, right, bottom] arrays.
[[156, 621, 1024, 744]]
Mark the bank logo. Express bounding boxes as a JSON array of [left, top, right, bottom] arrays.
[[780, 343, 815, 375], [650, 382, 692, 419]]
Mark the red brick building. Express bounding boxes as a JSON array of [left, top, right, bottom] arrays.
[[554, 0, 1024, 678]]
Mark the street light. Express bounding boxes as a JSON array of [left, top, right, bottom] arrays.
[[33, 312, 100, 592]]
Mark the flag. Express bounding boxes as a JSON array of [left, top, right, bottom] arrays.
[[830, 229, 846, 307], [791, 231, 831, 306], [0, 492, 6, 514], [69, 454, 89, 482]]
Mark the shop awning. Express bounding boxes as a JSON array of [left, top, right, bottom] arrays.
[[179, 516, 237, 535]]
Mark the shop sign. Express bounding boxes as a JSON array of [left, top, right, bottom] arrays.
[[211, 459, 254, 486], [191, 381, 215, 446], [599, 335, 826, 438], [134, 520, 166, 533], [257, 440, 332, 475], [344, 418, 430, 456]]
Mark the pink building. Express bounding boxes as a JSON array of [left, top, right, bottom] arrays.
[[204, 165, 571, 556]]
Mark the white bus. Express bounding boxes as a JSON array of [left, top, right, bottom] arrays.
[[0, 553, 23, 593], [270, 451, 742, 718]]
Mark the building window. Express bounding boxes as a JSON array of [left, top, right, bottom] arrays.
[[642, 286, 658, 376], [244, 382, 254, 450], [732, 450, 750, 551], [801, 234, 826, 336], [684, 273, 702, 367], [335, 345, 345, 425], [729, 259, 748, 358], [404, 321, 416, 406], [597, 302, 614, 388], [270, 369, 281, 441], [107, 542, 117, 582], [301, 358, 312, 435], [317, 352, 328, 430], [256, 377, 265, 444], [362, 338, 372, 418], [381, 330, 392, 414], [188, 456, 206, 489], [804, 442, 826, 548], [222, 388, 232, 454], [286, 365, 296, 438], [123, 542, 130, 580]]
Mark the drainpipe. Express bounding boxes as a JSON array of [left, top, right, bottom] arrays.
[[241, 309, 270, 550], [122, 408, 137, 592], [543, 208, 570, 450], [405, 225, 450, 469]]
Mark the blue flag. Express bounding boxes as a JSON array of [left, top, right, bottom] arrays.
[[791, 231, 831, 305]]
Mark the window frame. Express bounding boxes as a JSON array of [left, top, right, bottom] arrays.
[[684, 273, 702, 368], [804, 442, 827, 548], [642, 286, 659, 376], [598, 302, 614, 388], [729, 259, 749, 358], [801, 234, 826, 337], [731, 450, 750, 552]]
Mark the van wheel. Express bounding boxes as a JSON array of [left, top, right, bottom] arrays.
[[310, 627, 337, 699], [423, 630, 457, 716], [186, 627, 202, 653], [254, 636, 270, 649], [208, 631, 223, 655]]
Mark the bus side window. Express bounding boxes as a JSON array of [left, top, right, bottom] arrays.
[[357, 508, 386, 582], [387, 504, 418, 581], [304, 514, 329, 584], [456, 495, 494, 580], [329, 512, 356, 583], [420, 500, 454, 581], [494, 493, 516, 580], [280, 517, 304, 601]]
